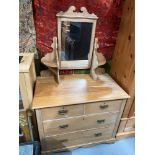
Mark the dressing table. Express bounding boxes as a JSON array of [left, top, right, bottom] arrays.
[[32, 6, 129, 154]]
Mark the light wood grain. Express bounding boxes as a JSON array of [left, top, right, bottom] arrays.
[[41, 37, 60, 83], [19, 74, 29, 109], [128, 98, 135, 117], [110, 0, 135, 137], [124, 117, 135, 132], [19, 53, 34, 72], [117, 117, 135, 133], [43, 112, 118, 136], [116, 131, 135, 140], [112, 99, 127, 137], [110, 0, 135, 119], [117, 119, 127, 133], [35, 110, 46, 151], [90, 38, 106, 80], [85, 100, 122, 114], [60, 60, 89, 69], [32, 74, 129, 109], [31, 59, 36, 82], [24, 72, 33, 105], [122, 85, 135, 118], [45, 126, 113, 151], [41, 104, 84, 120], [19, 53, 36, 110]]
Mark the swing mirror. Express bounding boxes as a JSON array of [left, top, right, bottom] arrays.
[[57, 6, 98, 69]]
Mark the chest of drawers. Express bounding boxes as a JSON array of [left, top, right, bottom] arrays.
[[32, 74, 129, 154]]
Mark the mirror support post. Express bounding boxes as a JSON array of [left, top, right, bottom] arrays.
[[41, 37, 60, 83], [90, 38, 106, 80]]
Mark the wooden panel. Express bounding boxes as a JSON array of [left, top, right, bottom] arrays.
[[112, 99, 127, 137], [117, 119, 127, 133], [24, 72, 33, 105], [110, 0, 135, 118], [19, 73, 29, 109], [31, 59, 36, 82], [45, 126, 114, 151], [128, 98, 135, 117], [35, 109, 46, 150], [32, 74, 129, 109], [41, 104, 84, 120], [85, 100, 122, 114], [43, 112, 119, 136], [19, 53, 34, 72], [19, 53, 36, 110], [124, 117, 135, 132], [117, 117, 135, 133]]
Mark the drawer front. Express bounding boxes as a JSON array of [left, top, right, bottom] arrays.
[[41, 104, 84, 120], [43, 112, 118, 136], [44, 117, 83, 136], [85, 100, 122, 114], [45, 126, 114, 151]]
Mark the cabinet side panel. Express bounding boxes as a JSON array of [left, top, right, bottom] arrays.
[[36, 109, 46, 151], [112, 99, 127, 137]]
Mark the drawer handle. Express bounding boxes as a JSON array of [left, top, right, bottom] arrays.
[[100, 104, 109, 109], [59, 139, 68, 143], [59, 124, 68, 129], [94, 133, 102, 137], [97, 119, 105, 124], [58, 109, 68, 115]]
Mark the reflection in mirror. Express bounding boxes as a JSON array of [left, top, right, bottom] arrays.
[[61, 21, 92, 61]]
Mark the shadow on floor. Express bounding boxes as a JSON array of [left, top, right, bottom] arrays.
[[50, 137, 135, 155]]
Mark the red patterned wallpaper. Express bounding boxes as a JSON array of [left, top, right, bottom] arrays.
[[33, 0, 124, 60]]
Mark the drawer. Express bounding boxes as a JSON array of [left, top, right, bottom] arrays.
[[45, 126, 114, 151], [41, 104, 84, 120], [43, 112, 119, 136], [85, 100, 122, 114]]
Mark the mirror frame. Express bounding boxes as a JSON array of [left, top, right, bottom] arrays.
[[56, 6, 98, 69]]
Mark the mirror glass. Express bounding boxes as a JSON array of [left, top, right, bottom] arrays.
[[61, 21, 93, 61]]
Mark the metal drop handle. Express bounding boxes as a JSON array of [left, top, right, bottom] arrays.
[[97, 119, 105, 124], [94, 132, 102, 137], [58, 109, 68, 115], [59, 124, 69, 129], [100, 104, 109, 109]]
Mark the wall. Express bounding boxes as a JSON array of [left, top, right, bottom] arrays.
[[33, 0, 124, 60]]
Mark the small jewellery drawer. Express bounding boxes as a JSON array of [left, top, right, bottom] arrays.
[[41, 104, 84, 120], [85, 100, 122, 114], [45, 126, 114, 151], [43, 112, 119, 136]]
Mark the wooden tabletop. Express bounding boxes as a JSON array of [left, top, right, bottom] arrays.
[[19, 53, 34, 72], [32, 74, 129, 109]]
